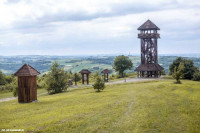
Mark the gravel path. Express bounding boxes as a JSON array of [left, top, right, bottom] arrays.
[[106, 77, 159, 85], [0, 77, 161, 103], [0, 97, 17, 102]]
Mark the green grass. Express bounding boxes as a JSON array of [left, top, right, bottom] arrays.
[[0, 91, 13, 99], [0, 79, 200, 133], [0, 89, 47, 99]]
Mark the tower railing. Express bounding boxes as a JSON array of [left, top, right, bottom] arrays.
[[138, 33, 160, 38]]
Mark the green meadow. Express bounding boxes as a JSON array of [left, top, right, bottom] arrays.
[[0, 79, 200, 133]]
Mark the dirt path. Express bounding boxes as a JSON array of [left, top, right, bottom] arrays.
[[106, 77, 159, 85], [0, 77, 161, 103], [0, 97, 17, 102]]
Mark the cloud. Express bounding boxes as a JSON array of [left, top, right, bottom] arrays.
[[0, 0, 200, 55]]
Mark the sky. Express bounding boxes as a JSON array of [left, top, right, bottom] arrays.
[[0, 0, 199, 56]]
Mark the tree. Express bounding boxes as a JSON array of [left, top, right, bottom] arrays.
[[46, 62, 69, 94], [66, 71, 74, 79], [93, 76, 105, 92], [0, 70, 6, 85], [172, 62, 184, 84], [192, 72, 200, 81], [37, 74, 47, 89], [161, 70, 166, 75], [92, 71, 100, 80], [5, 74, 15, 84], [73, 73, 81, 84], [113, 55, 133, 77], [169, 57, 198, 79]]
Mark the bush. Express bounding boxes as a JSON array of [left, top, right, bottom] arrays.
[[46, 62, 69, 94], [37, 74, 47, 89], [93, 77, 105, 92], [192, 72, 200, 81], [0, 83, 17, 93], [13, 86, 18, 97], [73, 73, 81, 83], [5, 74, 15, 84], [0, 74, 17, 95], [169, 57, 198, 79], [172, 62, 184, 84], [0, 70, 6, 85], [161, 70, 166, 75]]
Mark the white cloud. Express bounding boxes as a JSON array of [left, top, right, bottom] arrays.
[[0, 0, 200, 55]]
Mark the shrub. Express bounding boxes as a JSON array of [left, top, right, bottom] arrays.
[[37, 74, 47, 89], [73, 73, 81, 82], [46, 62, 69, 94], [13, 86, 18, 97], [192, 72, 200, 81], [0, 70, 6, 85], [0, 83, 17, 93], [5, 74, 15, 84], [93, 77, 105, 92], [0, 75, 17, 96], [169, 57, 198, 79], [161, 70, 166, 75], [172, 62, 184, 84]]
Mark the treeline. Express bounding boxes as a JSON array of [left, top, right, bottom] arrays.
[[0, 60, 52, 75], [1, 56, 200, 75], [0, 56, 200, 97], [86, 57, 114, 65]]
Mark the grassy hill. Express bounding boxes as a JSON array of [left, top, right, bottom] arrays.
[[0, 78, 199, 132]]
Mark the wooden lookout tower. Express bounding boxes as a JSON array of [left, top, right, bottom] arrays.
[[101, 69, 110, 82], [79, 69, 91, 85], [135, 20, 164, 78], [14, 64, 40, 103]]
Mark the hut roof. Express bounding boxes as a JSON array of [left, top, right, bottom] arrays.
[[79, 69, 91, 74], [101, 69, 110, 74], [14, 64, 40, 76], [135, 63, 163, 71], [138, 20, 160, 30]]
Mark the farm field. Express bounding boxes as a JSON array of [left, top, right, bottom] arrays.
[[0, 79, 199, 133], [1, 55, 200, 75]]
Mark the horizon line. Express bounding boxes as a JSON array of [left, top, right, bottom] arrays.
[[1, 53, 200, 57]]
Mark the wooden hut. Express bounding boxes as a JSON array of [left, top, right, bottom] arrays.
[[14, 64, 40, 103], [101, 69, 110, 82], [79, 69, 91, 85]]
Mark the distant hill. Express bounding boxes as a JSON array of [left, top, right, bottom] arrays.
[[0, 55, 200, 75]]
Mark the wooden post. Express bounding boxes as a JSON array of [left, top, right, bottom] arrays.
[[82, 74, 84, 84], [79, 69, 91, 85], [87, 74, 89, 85], [75, 73, 77, 86]]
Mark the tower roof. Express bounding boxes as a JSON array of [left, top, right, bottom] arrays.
[[138, 20, 160, 30], [101, 69, 110, 74], [79, 69, 91, 74], [14, 64, 40, 76], [135, 63, 164, 71]]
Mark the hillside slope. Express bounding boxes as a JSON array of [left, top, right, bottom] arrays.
[[0, 79, 199, 133]]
